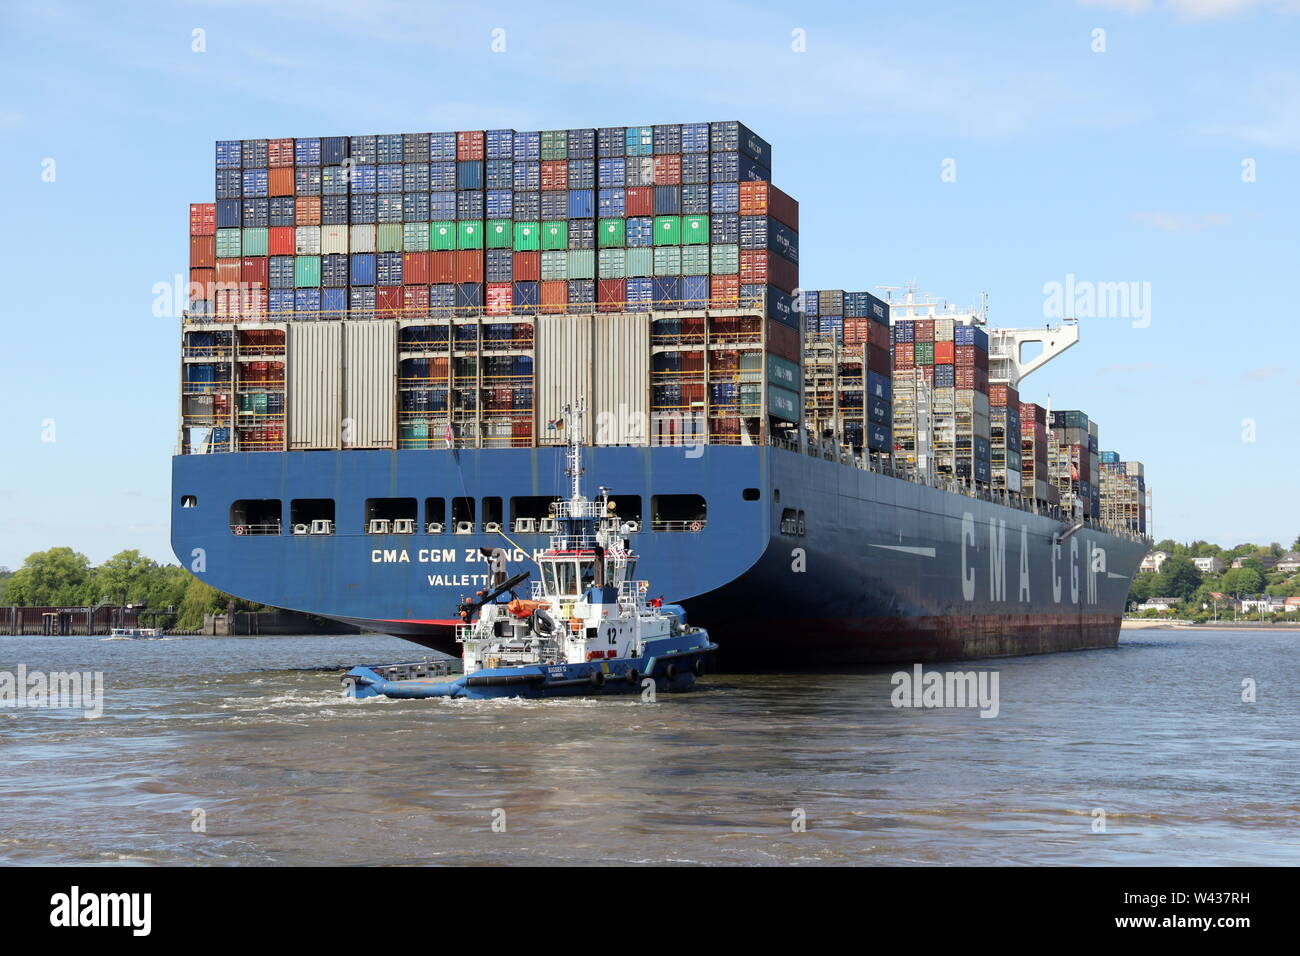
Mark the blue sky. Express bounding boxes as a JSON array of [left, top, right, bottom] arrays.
[[1, 0, 1297, 568]]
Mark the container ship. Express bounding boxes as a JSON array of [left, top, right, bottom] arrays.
[[172, 122, 1151, 665]]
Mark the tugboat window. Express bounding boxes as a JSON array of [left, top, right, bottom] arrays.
[[229, 500, 282, 535]]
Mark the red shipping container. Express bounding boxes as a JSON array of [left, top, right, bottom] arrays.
[[215, 258, 241, 287], [934, 340, 954, 364], [894, 342, 915, 369], [190, 236, 216, 268], [625, 187, 653, 217], [737, 182, 799, 231], [513, 251, 540, 281], [402, 285, 430, 319], [652, 154, 681, 185], [712, 274, 739, 306], [295, 196, 321, 225], [214, 288, 238, 321], [915, 319, 934, 342], [486, 282, 513, 315], [241, 256, 269, 287], [431, 251, 456, 284], [869, 319, 890, 350], [738, 250, 797, 293], [867, 343, 890, 375], [540, 160, 568, 191], [268, 167, 294, 197], [765, 319, 799, 363], [189, 267, 215, 301], [377, 286, 402, 319], [540, 280, 567, 314], [843, 317, 870, 347], [267, 138, 294, 167], [268, 226, 295, 256], [955, 345, 976, 367], [457, 130, 484, 160], [403, 251, 431, 285], [454, 250, 483, 284], [597, 278, 625, 311], [190, 203, 216, 236]]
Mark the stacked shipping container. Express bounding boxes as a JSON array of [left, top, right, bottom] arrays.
[[1099, 457, 1147, 533], [800, 290, 892, 453], [183, 121, 803, 452]]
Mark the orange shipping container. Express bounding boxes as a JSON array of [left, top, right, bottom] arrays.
[[540, 160, 568, 190], [737, 182, 799, 231], [652, 154, 681, 185], [268, 167, 294, 197], [456, 130, 484, 160], [431, 251, 455, 284], [403, 251, 431, 285], [295, 196, 321, 225], [214, 258, 241, 286], [934, 340, 954, 364], [190, 235, 216, 268], [189, 202, 216, 236], [711, 274, 739, 305], [189, 267, 215, 301], [540, 280, 567, 314], [267, 138, 295, 167], [453, 250, 483, 284], [241, 256, 268, 287]]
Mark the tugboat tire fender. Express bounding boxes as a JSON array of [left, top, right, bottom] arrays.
[[590, 669, 606, 688], [664, 663, 678, 680], [625, 668, 640, 686], [692, 657, 705, 677]]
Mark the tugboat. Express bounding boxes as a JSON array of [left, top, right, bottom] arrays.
[[343, 399, 717, 701]]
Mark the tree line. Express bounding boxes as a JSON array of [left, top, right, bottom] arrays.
[[0, 548, 265, 630], [1128, 536, 1300, 618]]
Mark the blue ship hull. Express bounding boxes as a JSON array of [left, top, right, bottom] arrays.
[[171, 445, 1146, 666]]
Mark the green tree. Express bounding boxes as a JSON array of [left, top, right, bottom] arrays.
[[1128, 572, 1154, 607], [1153, 556, 1202, 601], [1220, 566, 1265, 596], [91, 550, 162, 605], [4, 548, 96, 606], [175, 576, 228, 630]]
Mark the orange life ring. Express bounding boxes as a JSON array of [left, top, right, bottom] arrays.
[[234, 525, 246, 535], [689, 521, 702, 532]]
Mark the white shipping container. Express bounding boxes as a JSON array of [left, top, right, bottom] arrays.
[[350, 224, 377, 253], [295, 225, 321, 255], [343, 321, 396, 449], [321, 225, 348, 255], [288, 323, 343, 450], [536, 315, 593, 445]]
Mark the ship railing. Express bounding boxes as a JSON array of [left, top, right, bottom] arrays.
[[648, 519, 706, 533], [765, 433, 1149, 545], [619, 581, 651, 606]]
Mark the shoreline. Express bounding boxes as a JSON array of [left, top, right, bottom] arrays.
[[1121, 619, 1300, 631]]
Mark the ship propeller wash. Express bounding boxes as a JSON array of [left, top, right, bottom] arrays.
[[343, 400, 717, 700]]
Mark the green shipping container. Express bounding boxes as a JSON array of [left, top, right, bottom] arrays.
[[541, 221, 568, 251], [915, 341, 935, 366], [567, 249, 595, 281], [598, 248, 626, 279], [540, 251, 568, 281], [216, 228, 241, 259], [430, 222, 456, 251], [403, 222, 429, 252], [680, 245, 709, 276], [514, 222, 540, 251], [295, 255, 321, 287], [241, 227, 268, 256], [653, 247, 681, 276], [768, 383, 801, 424], [653, 216, 681, 246], [598, 218, 625, 248], [710, 244, 739, 274], [766, 354, 801, 392], [377, 223, 403, 252], [457, 221, 483, 250], [540, 129, 568, 161], [486, 220, 512, 249], [681, 215, 710, 245], [625, 248, 652, 278]]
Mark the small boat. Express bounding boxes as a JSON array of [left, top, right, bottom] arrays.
[[107, 627, 163, 639], [344, 399, 717, 701]]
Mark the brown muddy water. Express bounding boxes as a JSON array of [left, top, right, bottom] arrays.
[[0, 629, 1296, 865]]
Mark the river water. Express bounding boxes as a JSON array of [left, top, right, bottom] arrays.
[[0, 628, 1296, 865]]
